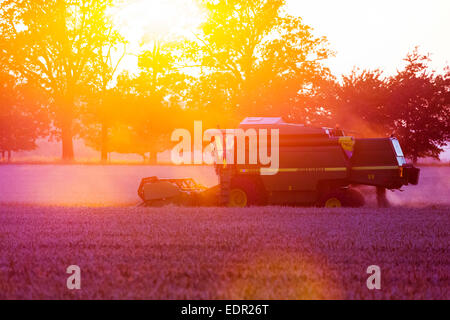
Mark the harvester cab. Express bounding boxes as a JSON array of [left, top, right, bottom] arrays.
[[138, 117, 420, 208]]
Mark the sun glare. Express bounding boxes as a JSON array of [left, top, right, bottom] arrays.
[[111, 0, 204, 73], [114, 0, 204, 46]]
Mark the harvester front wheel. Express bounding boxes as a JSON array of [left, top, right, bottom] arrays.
[[228, 176, 267, 207], [229, 188, 248, 207]]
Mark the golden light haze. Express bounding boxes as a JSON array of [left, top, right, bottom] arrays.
[[112, 0, 205, 74], [115, 0, 450, 76]]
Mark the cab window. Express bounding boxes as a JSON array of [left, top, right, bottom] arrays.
[[392, 139, 406, 165]]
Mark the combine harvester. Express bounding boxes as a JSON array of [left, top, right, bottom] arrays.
[[138, 118, 420, 207]]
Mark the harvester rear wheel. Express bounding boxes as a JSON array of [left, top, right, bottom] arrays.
[[324, 197, 343, 208], [345, 188, 365, 208], [319, 188, 365, 208]]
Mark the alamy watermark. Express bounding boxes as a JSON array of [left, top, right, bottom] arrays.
[[66, 265, 81, 290], [170, 121, 280, 175], [366, 265, 381, 290]]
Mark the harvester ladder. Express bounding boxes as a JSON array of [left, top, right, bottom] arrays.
[[219, 167, 232, 206]]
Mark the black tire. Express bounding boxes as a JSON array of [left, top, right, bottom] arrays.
[[230, 176, 267, 206], [345, 188, 365, 208], [319, 188, 365, 208]]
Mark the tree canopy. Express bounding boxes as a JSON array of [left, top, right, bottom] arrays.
[[0, 0, 120, 160], [188, 0, 332, 123], [319, 49, 450, 161]]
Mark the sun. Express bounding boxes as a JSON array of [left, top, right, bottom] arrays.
[[114, 0, 204, 44], [111, 0, 205, 73]]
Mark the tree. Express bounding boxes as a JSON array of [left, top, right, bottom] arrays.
[[119, 39, 190, 163], [0, 0, 119, 161], [387, 51, 450, 161], [82, 32, 126, 162], [82, 38, 191, 163], [0, 70, 48, 161], [320, 49, 450, 161], [189, 0, 332, 123], [326, 69, 391, 135]]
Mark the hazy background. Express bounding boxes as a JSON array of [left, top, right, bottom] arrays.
[[0, 165, 447, 206]]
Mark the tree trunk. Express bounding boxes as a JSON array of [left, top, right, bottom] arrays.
[[61, 104, 74, 162], [141, 154, 147, 163], [148, 151, 157, 165], [58, 91, 75, 162], [101, 121, 109, 163], [58, 3, 74, 162], [61, 118, 74, 161], [7, 150, 11, 162]]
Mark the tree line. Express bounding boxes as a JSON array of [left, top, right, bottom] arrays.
[[0, 0, 449, 163]]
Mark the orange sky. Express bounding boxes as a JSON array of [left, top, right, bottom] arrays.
[[287, 0, 450, 76]]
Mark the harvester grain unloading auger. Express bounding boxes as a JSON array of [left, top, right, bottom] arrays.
[[138, 117, 420, 208]]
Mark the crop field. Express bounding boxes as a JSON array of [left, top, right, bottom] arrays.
[[0, 165, 448, 300], [0, 205, 448, 300]]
